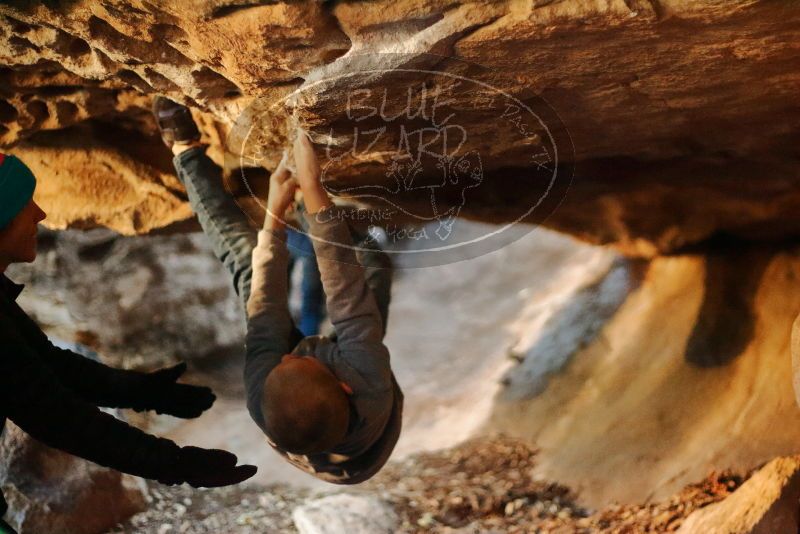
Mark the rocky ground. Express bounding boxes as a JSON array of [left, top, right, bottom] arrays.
[[107, 484, 307, 534], [109, 437, 745, 534]]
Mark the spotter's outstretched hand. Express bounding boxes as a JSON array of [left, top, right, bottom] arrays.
[[139, 362, 216, 419], [159, 446, 258, 488]]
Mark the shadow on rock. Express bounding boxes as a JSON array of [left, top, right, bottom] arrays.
[[684, 243, 773, 368]]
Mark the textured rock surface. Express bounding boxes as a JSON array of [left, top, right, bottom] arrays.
[[491, 244, 800, 505], [677, 456, 800, 534], [292, 494, 399, 534], [0, 0, 798, 253], [0, 420, 147, 534]]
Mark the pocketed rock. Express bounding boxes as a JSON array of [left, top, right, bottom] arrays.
[[292, 494, 399, 534], [0, 420, 147, 534]]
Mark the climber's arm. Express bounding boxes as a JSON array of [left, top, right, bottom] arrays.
[[293, 131, 392, 391], [244, 153, 298, 428]]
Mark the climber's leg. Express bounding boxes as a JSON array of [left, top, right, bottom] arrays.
[[173, 146, 257, 308], [354, 230, 393, 337], [172, 147, 305, 344], [298, 252, 325, 335], [287, 228, 325, 336], [154, 95, 257, 307]]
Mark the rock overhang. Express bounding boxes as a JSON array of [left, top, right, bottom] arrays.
[[0, 0, 797, 256]]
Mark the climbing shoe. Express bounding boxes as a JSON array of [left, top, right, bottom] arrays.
[[152, 96, 201, 148]]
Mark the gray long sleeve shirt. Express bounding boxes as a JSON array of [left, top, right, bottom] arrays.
[[244, 207, 402, 484]]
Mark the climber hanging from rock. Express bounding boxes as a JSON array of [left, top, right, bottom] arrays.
[[154, 97, 402, 484], [0, 153, 257, 534]]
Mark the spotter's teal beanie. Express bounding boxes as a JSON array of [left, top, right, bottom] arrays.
[[0, 154, 37, 230]]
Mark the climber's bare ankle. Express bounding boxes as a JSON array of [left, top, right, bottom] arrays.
[[172, 141, 203, 157]]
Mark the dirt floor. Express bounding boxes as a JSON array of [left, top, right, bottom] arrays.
[[109, 436, 745, 534]]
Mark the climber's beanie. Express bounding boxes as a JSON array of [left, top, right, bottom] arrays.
[[0, 154, 37, 231]]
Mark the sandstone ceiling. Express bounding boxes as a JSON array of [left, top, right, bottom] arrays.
[[0, 0, 798, 255]]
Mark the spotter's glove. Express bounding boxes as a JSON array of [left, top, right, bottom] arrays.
[[158, 446, 257, 488], [133, 362, 215, 419]]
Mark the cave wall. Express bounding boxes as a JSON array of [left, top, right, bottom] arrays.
[[491, 243, 800, 505], [0, 0, 798, 254]]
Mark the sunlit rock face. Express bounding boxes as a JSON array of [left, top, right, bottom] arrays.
[[1, 0, 798, 255], [492, 242, 800, 506]]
